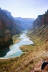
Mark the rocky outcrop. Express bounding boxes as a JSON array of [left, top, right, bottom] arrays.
[[32, 10, 48, 41]]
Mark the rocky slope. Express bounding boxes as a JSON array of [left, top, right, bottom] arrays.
[[27, 10, 48, 72], [32, 10, 48, 41]]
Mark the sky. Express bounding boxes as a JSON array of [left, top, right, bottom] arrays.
[[0, 0, 48, 18]]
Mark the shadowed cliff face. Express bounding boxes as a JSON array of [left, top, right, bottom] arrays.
[[0, 9, 17, 57], [0, 31, 13, 57], [0, 41, 10, 57]]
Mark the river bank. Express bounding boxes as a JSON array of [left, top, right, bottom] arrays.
[[0, 31, 34, 59], [0, 41, 48, 72], [0, 31, 48, 72]]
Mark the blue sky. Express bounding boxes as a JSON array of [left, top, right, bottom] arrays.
[[0, 0, 48, 18]]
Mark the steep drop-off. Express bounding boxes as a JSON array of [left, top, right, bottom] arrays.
[[31, 10, 48, 42], [0, 8, 21, 57]]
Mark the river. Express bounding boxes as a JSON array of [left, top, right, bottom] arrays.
[[0, 31, 34, 59]]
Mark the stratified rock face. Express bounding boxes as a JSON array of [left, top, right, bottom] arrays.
[[32, 10, 48, 41], [0, 8, 18, 57], [33, 10, 48, 29]]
